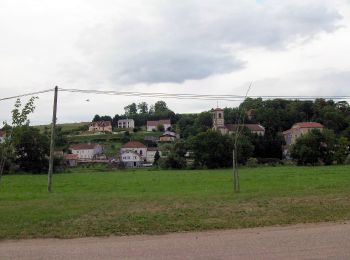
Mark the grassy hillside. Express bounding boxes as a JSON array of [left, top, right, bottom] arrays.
[[34, 122, 89, 133], [1, 166, 350, 239]]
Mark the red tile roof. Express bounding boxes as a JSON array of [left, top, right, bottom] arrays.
[[70, 144, 99, 150], [64, 154, 78, 160], [122, 141, 147, 149], [293, 122, 324, 128], [147, 119, 171, 127]]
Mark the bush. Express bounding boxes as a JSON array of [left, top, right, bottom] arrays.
[[257, 158, 281, 166], [345, 155, 350, 165], [246, 157, 258, 167]]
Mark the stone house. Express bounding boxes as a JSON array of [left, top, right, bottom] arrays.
[[147, 119, 171, 132], [89, 121, 112, 133], [159, 131, 177, 142], [70, 143, 104, 160], [282, 122, 324, 155], [118, 119, 135, 129]]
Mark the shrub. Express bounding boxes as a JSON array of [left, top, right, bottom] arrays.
[[345, 155, 350, 165], [246, 157, 258, 167]]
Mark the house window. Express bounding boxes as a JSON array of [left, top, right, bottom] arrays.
[[218, 113, 222, 118], [140, 150, 143, 155]]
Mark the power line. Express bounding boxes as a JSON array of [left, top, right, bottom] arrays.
[[59, 87, 350, 101], [1, 87, 349, 103], [0, 89, 53, 102]]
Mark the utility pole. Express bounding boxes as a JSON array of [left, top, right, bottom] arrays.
[[232, 150, 236, 192], [48, 86, 58, 193]]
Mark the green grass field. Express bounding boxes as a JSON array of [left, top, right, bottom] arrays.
[[34, 122, 89, 133], [0, 166, 349, 239]]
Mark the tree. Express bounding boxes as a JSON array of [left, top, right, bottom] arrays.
[[124, 103, 137, 116], [157, 124, 165, 132], [138, 102, 148, 114], [153, 150, 160, 166], [92, 114, 101, 122], [154, 101, 168, 114], [189, 130, 233, 169], [290, 129, 337, 165], [12, 126, 50, 173], [0, 97, 38, 182]]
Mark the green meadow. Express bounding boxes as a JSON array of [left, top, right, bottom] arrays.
[[0, 166, 349, 239]]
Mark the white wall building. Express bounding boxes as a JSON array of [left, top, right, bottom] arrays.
[[146, 147, 162, 163], [70, 143, 104, 160], [118, 119, 135, 129], [120, 141, 147, 160], [147, 119, 171, 132], [120, 150, 143, 167]]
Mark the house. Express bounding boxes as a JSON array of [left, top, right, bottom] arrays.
[[0, 130, 5, 144], [144, 136, 160, 142], [118, 119, 135, 129], [70, 143, 104, 160], [120, 141, 163, 166], [283, 122, 324, 155], [147, 119, 171, 132], [120, 141, 147, 160], [212, 108, 265, 136], [120, 150, 143, 168], [159, 131, 177, 142], [88, 121, 112, 133], [146, 147, 162, 163], [64, 154, 78, 167]]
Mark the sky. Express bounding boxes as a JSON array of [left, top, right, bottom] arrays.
[[0, 0, 349, 125]]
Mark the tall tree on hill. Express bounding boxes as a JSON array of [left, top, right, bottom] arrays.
[[138, 102, 148, 114], [154, 101, 169, 114], [92, 114, 101, 122], [124, 103, 137, 117]]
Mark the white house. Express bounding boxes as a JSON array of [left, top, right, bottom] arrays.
[[120, 150, 143, 168], [120, 141, 147, 160], [70, 143, 104, 160], [118, 119, 135, 129], [0, 131, 5, 144], [146, 119, 171, 132]]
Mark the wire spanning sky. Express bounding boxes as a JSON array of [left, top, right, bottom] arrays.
[[0, 0, 350, 124]]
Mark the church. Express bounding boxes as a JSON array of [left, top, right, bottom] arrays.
[[211, 108, 265, 136]]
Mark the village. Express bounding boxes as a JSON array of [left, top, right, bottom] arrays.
[[55, 106, 326, 168]]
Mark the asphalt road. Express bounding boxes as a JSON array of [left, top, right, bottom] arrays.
[[1, 221, 350, 260]]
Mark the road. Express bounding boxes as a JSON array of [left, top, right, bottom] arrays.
[[1, 222, 350, 259]]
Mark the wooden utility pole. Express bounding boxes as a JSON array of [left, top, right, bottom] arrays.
[[232, 150, 237, 191], [48, 86, 58, 193]]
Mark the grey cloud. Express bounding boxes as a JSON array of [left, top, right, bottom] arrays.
[[76, 0, 342, 84]]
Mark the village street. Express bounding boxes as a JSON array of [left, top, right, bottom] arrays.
[[1, 221, 350, 259]]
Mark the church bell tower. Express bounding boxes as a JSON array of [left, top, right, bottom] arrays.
[[212, 108, 225, 130]]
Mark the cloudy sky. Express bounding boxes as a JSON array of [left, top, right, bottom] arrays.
[[0, 0, 349, 125]]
